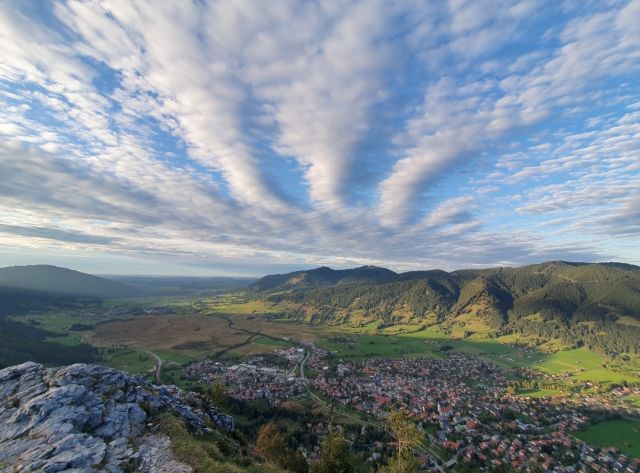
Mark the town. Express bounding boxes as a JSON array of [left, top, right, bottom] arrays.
[[182, 344, 640, 472]]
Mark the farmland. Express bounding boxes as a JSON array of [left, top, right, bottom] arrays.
[[14, 301, 640, 390], [574, 419, 640, 458]]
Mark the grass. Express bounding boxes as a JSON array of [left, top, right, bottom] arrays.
[[205, 296, 285, 315], [517, 388, 565, 398], [574, 419, 640, 458], [156, 351, 198, 364], [625, 395, 640, 409], [315, 326, 547, 368], [534, 348, 640, 385], [13, 312, 83, 334], [316, 332, 444, 360], [100, 347, 155, 375], [253, 336, 293, 348], [12, 303, 640, 390], [45, 334, 83, 347], [315, 324, 640, 390], [158, 413, 286, 473]]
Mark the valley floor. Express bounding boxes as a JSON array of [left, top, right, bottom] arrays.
[[5, 294, 640, 471]]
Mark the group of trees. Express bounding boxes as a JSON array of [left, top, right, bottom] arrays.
[[0, 315, 98, 368], [269, 279, 456, 323], [509, 319, 640, 354], [253, 410, 422, 473], [255, 422, 308, 473]]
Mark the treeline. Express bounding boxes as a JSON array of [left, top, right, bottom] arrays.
[[0, 316, 98, 368], [268, 279, 457, 320], [509, 319, 640, 355], [0, 286, 92, 316]]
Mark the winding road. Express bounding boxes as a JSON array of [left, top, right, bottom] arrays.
[[145, 350, 163, 384]]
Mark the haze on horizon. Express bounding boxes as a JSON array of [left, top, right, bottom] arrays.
[[0, 0, 639, 277]]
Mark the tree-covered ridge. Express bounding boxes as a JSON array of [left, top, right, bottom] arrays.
[[258, 261, 640, 354], [251, 266, 398, 291], [0, 265, 140, 298]]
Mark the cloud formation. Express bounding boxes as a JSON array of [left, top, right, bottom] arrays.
[[0, 0, 638, 275]]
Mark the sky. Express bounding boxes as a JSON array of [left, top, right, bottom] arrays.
[[0, 0, 639, 277]]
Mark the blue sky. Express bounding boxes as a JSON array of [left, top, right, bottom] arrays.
[[0, 0, 638, 276]]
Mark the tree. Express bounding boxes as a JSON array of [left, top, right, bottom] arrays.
[[256, 422, 289, 465], [210, 381, 228, 406], [310, 429, 361, 473], [256, 422, 308, 473], [379, 410, 421, 473]]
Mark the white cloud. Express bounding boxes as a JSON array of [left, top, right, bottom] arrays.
[[0, 0, 638, 273]]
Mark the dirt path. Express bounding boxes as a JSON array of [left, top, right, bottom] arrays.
[[145, 350, 162, 384]]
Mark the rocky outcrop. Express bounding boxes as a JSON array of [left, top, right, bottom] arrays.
[[0, 362, 233, 473]]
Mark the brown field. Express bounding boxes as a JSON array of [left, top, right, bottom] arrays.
[[89, 314, 248, 355], [86, 312, 317, 359], [226, 313, 317, 341]]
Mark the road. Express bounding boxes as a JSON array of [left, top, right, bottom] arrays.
[[145, 350, 163, 384], [299, 348, 378, 425], [297, 346, 449, 471]]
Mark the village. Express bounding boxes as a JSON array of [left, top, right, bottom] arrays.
[[182, 345, 640, 472]]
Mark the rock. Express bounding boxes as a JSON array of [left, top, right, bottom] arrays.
[[0, 362, 234, 473], [137, 434, 193, 473]]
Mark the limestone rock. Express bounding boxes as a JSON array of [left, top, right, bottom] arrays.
[[0, 362, 233, 473]]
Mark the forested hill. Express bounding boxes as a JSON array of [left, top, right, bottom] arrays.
[[0, 265, 140, 298], [255, 261, 640, 355], [251, 265, 397, 291]]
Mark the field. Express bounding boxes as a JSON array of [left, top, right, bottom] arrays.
[[100, 347, 155, 375], [10, 296, 640, 389], [517, 388, 565, 398], [314, 326, 545, 369], [88, 314, 250, 356], [203, 296, 286, 315], [534, 348, 640, 385], [317, 332, 443, 359], [80, 307, 317, 362], [313, 325, 640, 390], [574, 419, 640, 458], [13, 312, 84, 335]]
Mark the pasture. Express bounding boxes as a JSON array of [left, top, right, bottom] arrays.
[[534, 348, 640, 385], [574, 419, 640, 458]]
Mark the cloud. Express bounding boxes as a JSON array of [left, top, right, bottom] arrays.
[[0, 224, 114, 245], [0, 0, 638, 274]]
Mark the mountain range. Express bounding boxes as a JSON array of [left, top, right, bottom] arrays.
[[252, 261, 640, 355], [1, 261, 639, 356]]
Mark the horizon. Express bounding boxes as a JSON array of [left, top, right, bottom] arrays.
[[1, 1, 639, 275], [1, 259, 637, 279]]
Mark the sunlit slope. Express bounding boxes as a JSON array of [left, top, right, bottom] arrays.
[[252, 261, 640, 354]]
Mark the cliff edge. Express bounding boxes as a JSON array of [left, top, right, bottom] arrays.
[[0, 362, 233, 473]]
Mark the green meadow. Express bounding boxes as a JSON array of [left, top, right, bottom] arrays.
[[534, 348, 640, 385], [315, 325, 640, 389], [575, 419, 640, 458], [517, 388, 564, 398], [99, 347, 155, 375]]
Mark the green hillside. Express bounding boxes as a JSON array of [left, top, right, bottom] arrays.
[[254, 261, 640, 355], [0, 265, 140, 298], [251, 265, 397, 291]]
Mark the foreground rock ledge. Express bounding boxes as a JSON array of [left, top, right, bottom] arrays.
[[0, 362, 233, 473]]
